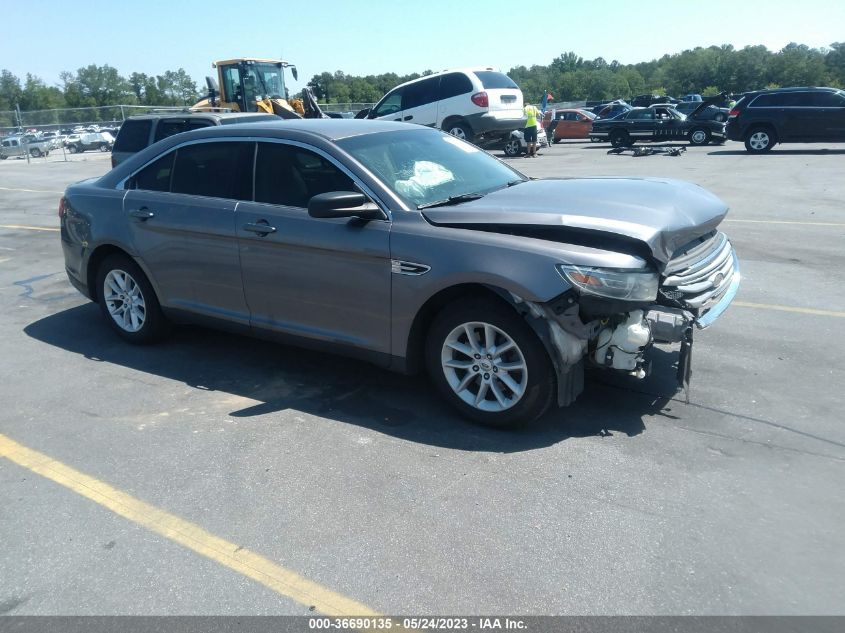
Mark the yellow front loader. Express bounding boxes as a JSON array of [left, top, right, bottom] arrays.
[[193, 58, 308, 118]]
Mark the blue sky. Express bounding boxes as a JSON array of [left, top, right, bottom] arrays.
[[2, 0, 843, 92]]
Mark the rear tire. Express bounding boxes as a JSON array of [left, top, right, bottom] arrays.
[[744, 126, 776, 153], [30, 148, 42, 158], [100, 143, 110, 152], [96, 254, 170, 344], [610, 130, 631, 147], [425, 298, 555, 428], [444, 121, 472, 141]]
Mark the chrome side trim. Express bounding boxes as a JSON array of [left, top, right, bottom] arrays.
[[391, 260, 430, 275]]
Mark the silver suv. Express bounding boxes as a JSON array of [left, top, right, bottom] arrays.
[[60, 120, 740, 426]]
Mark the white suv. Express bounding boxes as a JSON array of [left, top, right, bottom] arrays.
[[366, 67, 526, 144]]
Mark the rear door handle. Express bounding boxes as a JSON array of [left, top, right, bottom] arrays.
[[129, 208, 154, 221], [243, 221, 277, 235], [403, 115, 413, 121]]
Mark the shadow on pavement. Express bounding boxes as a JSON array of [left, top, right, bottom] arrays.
[[708, 148, 845, 156], [24, 304, 681, 452]]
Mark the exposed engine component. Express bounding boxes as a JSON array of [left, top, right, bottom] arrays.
[[593, 311, 651, 376]]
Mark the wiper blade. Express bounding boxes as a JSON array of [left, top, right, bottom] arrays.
[[506, 179, 525, 187], [417, 192, 485, 210]]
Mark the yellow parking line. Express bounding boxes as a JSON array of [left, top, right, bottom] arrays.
[[723, 219, 845, 227], [733, 301, 845, 318], [0, 224, 59, 232], [0, 186, 64, 194], [0, 433, 378, 616]]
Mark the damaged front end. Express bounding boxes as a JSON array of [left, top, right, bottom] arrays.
[[509, 230, 740, 407]]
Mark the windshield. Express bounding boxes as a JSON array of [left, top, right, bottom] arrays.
[[243, 62, 286, 99], [337, 129, 525, 208]]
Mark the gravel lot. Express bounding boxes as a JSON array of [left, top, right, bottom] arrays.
[[1, 139, 843, 616]]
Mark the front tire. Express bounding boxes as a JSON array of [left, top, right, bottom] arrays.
[[30, 148, 42, 157], [503, 138, 522, 157], [96, 254, 170, 344], [744, 126, 776, 153], [425, 298, 555, 428], [689, 128, 711, 145]]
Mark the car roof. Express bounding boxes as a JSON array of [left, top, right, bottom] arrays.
[[100, 119, 425, 187], [391, 67, 505, 88], [124, 111, 277, 122], [185, 118, 415, 141], [745, 86, 839, 95]]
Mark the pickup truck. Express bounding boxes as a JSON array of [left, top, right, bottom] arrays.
[[0, 135, 52, 159]]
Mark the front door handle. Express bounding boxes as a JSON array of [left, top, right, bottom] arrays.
[[129, 208, 154, 221], [403, 115, 413, 121], [243, 221, 277, 235]]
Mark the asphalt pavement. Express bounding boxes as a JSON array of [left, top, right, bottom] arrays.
[[0, 140, 843, 616]]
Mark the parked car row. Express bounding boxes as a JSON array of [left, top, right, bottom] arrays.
[[590, 97, 728, 147]]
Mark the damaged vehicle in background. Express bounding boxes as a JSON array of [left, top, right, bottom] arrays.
[[59, 120, 740, 427]]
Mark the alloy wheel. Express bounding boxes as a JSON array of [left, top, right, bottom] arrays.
[[103, 269, 146, 333], [440, 321, 528, 412], [749, 131, 770, 150]]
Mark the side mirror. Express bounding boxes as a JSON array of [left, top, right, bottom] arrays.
[[290, 66, 299, 82], [354, 107, 371, 119], [308, 192, 384, 220]]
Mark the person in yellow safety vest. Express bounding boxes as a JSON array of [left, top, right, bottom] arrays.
[[523, 103, 541, 157]]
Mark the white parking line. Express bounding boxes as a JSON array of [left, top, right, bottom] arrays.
[[0, 186, 64, 194], [0, 224, 59, 232]]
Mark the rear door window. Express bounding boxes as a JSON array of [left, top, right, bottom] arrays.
[[131, 152, 175, 192], [438, 73, 473, 99], [113, 120, 152, 152], [170, 141, 254, 199], [472, 71, 518, 89], [810, 91, 845, 107]]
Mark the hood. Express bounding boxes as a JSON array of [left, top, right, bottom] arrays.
[[687, 91, 727, 118], [421, 178, 728, 265]]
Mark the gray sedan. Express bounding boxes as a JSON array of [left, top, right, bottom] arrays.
[[60, 120, 739, 426]]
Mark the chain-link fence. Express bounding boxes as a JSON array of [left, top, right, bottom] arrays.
[[0, 105, 196, 137]]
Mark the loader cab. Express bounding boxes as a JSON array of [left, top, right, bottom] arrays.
[[215, 59, 297, 113]]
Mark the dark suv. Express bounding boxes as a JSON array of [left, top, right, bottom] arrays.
[[111, 111, 277, 167], [726, 87, 845, 153]]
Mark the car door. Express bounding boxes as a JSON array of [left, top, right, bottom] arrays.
[[401, 76, 440, 127], [779, 92, 819, 141], [369, 88, 404, 122], [436, 72, 474, 129], [235, 141, 392, 357], [652, 107, 682, 140], [810, 91, 845, 141], [123, 140, 253, 326]]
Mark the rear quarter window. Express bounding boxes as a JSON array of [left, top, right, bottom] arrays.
[[113, 120, 153, 152], [473, 71, 518, 90]]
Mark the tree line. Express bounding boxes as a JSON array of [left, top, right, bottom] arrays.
[[0, 64, 200, 116], [306, 43, 845, 105], [2, 42, 843, 120]]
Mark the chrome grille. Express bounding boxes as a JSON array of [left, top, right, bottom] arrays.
[[661, 231, 737, 311]]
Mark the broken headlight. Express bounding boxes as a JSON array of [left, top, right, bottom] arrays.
[[556, 265, 659, 302]]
